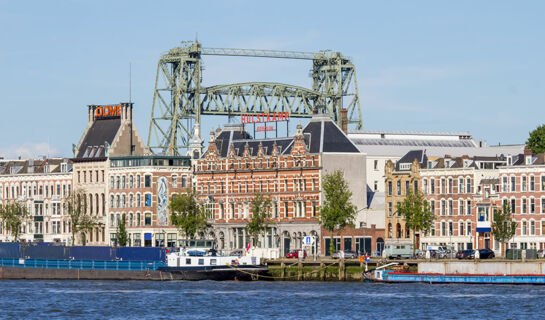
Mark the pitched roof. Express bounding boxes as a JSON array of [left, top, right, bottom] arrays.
[[209, 114, 359, 158], [75, 118, 121, 159]]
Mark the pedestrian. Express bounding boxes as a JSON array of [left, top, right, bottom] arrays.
[[474, 249, 480, 260]]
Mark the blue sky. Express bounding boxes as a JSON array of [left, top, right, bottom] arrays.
[[0, 1, 544, 158]]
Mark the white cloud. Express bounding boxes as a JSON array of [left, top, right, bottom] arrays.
[[0, 142, 61, 160]]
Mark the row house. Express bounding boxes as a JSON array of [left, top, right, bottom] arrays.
[[498, 150, 545, 250], [390, 149, 545, 254], [71, 102, 148, 245], [419, 154, 506, 251], [0, 158, 72, 244], [194, 114, 367, 258], [384, 150, 427, 248], [107, 155, 192, 247]]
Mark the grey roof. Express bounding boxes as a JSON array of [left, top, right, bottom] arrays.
[[351, 138, 476, 148], [75, 118, 121, 159], [210, 114, 359, 158], [396, 150, 428, 170]]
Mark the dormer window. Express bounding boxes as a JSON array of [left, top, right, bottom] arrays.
[[60, 163, 68, 173], [526, 156, 533, 165]]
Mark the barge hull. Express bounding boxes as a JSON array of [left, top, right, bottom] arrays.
[[376, 272, 545, 285], [0, 266, 173, 281]]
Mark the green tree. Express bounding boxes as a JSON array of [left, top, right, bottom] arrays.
[[319, 170, 357, 256], [396, 190, 435, 257], [66, 189, 97, 246], [116, 214, 129, 247], [526, 124, 545, 154], [169, 191, 209, 242], [245, 194, 272, 248], [492, 202, 517, 257], [0, 201, 29, 241]]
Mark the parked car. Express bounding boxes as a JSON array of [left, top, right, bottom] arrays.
[[456, 250, 474, 259], [286, 250, 307, 259], [331, 250, 358, 259], [478, 248, 495, 259]]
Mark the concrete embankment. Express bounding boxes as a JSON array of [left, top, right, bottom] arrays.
[[0, 267, 175, 281], [419, 260, 545, 274], [265, 259, 392, 281]]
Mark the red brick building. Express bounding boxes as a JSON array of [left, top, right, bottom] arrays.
[[193, 115, 367, 258]]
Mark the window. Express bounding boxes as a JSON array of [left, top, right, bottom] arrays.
[[374, 160, 378, 170], [414, 181, 418, 193], [374, 181, 378, 192], [466, 178, 472, 194], [431, 179, 435, 194], [110, 195, 114, 208], [441, 221, 446, 236], [448, 200, 453, 216], [145, 175, 151, 188], [122, 194, 126, 208], [531, 220, 535, 235], [137, 175, 141, 188], [522, 176, 527, 192], [511, 176, 516, 192], [511, 199, 516, 213], [449, 221, 453, 236], [522, 221, 527, 235], [116, 195, 120, 208], [530, 198, 535, 213], [397, 181, 401, 196], [388, 202, 393, 216], [388, 182, 392, 196], [129, 175, 134, 188], [116, 176, 120, 189], [522, 198, 527, 214], [405, 181, 409, 195], [459, 199, 464, 215], [137, 193, 141, 207], [145, 213, 152, 226], [459, 221, 465, 236], [467, 222, 472, 235], [542, 198, 545, 214], [459, 178, 464, 193], [530, 176, 535, 191], [129, 194, 134, 207], [181, 176, 187, 188], [145, 194, 152, 207], [430, 200, 435, 215], [423, 179, 428, 194], [502, 177, 508, 192], [172, 176, 177, 188], [467, 200, 472, 216], [441, 200, 446, 216], [122, 176, 126, 189], [542, 176, 545, 191]]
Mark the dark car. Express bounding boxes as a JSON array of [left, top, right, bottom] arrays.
[[477, 248, 495, 259], [286, 250, 307, 259], [456, 250, 474, 259]]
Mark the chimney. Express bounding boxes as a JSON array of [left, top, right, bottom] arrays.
[[88, 105, 96, 123], [340, 108, 348, 134]]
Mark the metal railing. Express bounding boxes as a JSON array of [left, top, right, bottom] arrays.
[[0, 259, 167, 271]]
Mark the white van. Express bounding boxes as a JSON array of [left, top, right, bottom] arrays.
[[383, 243, 415, 259]]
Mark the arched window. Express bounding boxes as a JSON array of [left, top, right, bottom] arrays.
[[459, 221, 465, 236], [137, 212, 141, 226], [530, 220, 536, 236], [129, 213, 134, 227], [116, 176, 120, 189], [145, 213, 152, 226], [122, 194, 126, 208], [136, 193, 141, 207], [110, 195, 114, 208], [129, 175, 134, 188], [129, 194, 134, 207], [122, 176, 126, 189], [137, 175, 141, 188], [522, 220, 528, 236], [116, 195, 120, 208]]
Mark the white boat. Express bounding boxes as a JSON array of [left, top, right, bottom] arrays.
[[158, 247, 268, 281]]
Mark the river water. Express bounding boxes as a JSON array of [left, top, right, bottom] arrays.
[[1, 280, 542, 319]]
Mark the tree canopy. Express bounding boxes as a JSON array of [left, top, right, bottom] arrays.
[[116, 214, 129, 247], [0, 201, 29, 241], [526, 124, 545, 154], [396, 190, 435, 256], [492, 201, 517, 254], [169, 191, 210, 242], [319, 170, 357, 254], [245, 193, 272, 248], [66, 189, 97, 246]]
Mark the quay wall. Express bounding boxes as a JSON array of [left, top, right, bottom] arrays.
[[419, 261, 545, 275], [0, 267, 177, 281]]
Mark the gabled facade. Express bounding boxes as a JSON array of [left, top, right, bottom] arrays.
[[193, 114, 367, 258]]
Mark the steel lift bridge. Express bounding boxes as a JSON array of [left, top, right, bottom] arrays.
[[147, 40, 363, 156]]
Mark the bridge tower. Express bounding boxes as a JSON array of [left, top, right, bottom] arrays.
[[147, 41, 363, 156]]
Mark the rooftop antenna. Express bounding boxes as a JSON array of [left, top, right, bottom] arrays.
[[129, 62, 132, 103]]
